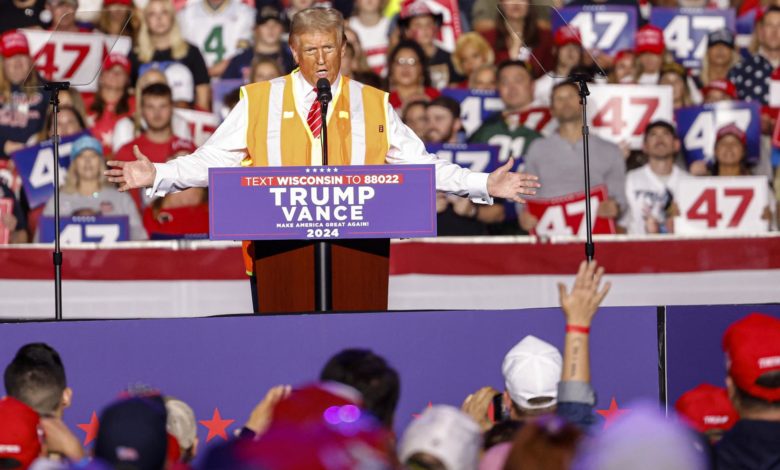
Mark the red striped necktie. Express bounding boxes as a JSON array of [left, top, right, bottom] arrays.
[[307, 89, 322, 138]]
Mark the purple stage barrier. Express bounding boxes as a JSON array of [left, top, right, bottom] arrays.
[[664, 304, 780, 408], [0, 307, 657, 454]]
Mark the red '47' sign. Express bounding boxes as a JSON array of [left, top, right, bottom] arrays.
[[587, 84, 674, 150], [674, 177, 769, 234], [526, 185, 616, 237]]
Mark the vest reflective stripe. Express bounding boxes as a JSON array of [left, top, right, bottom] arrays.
[[240, 73, 389, 274]]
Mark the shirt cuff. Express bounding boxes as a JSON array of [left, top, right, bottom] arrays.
[[558, 380, 596, 405], [468, 172, 493, 205], [146, 163, 176, 198]]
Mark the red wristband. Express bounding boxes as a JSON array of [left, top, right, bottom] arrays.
[[566, 325, 590, 334]]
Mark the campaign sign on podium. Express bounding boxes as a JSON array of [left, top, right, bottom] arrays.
[[209, 165, 436, 240]]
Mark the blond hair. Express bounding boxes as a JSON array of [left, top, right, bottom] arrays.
[[452, 32, 495, 76], [136, 0, 189, 63], [0, 55, 39, 101], [62, 150, 109, 194], [131, 68, 168, 136], [289, 7, 344, 49]]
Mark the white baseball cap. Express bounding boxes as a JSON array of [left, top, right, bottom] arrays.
[[501, 335, 562, 410], [398, 405, 481, 470], [163, 63, 194, 103]]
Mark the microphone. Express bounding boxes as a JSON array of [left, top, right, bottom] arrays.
[[316, 78, 332, 104]]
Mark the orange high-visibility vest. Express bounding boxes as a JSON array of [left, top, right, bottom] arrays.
[[240, 73, 390, 274]]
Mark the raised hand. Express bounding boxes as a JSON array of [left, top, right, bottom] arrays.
[[557, 260, 611, 328], [244, 385, 292, 436], [486, 158, 540, 203], [105, 145, 156, 191]]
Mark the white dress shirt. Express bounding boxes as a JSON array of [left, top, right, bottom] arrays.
[[149, 72, 492, 203]]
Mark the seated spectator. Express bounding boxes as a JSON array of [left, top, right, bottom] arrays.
[[222, 5, 295, 82], [347, 0, 391, 76], [426, 97, 500, 235], [94, 395, 169, 470], [452, 32, 495, 88], [39, 105, 86, 141], [95, 0, 138, 38], [676, 383, 739, 444], [164, 396, 198, 463], [250, 56, 284, 83], [519, 80, 627, 233], [177, 0, 255, 78], [702, 79, 738, 103], [623, 120, 688, 235], [398, 0, 461, 88], [0, 180, 28, 243], [715, 313, 780, 468], [0, 30, 47, 158], [319, 348, 400, 429], [111, 69, 192, 154], [340, 41, 358, 78], [142, 141, 209, 239], [398, 405, 482, 470], [130, 0, 211, 111], [114, 83, 195, 210], [45, 0, 91, 32], [728, 7, 780, 104], [534, 26, 583, 107], [478, 0, 554, 78], [701, 29, 738, 87], [386, 40, 440, 110], [635, 25, 667, 85], [42, 135, 147, 240], [469, 64, 497, 91], [401, 99, 428, 140], [163, 62, 196, 109], [84, 53, 135, 156], [659, 62, 696, 110], [609, 49, 636, 84]]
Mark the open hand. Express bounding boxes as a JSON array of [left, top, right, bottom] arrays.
[[557, 260, 611, 328], [105, 145, 156, 191], [486, 158, 540, 203]]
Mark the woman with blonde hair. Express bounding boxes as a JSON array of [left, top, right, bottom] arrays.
[[41, 135, 147, 240], [129, 0, 211, 111], [452, 32, 495, 88], [700, 29, 740, 86]]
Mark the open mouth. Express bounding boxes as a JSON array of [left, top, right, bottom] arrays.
[[316, 69, 329, 78]]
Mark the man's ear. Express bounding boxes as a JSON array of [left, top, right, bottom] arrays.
[[673, 138, 680, 153], [61, 387, 73, 410], [454, 117, 462, 134]]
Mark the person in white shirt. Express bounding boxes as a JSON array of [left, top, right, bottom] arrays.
[[105, 7, 541, 209], [623, 120, 688, 235], [347, 0, 391, 76]]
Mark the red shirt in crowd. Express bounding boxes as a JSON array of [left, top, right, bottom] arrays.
[[480, 26, 554, 78], [389, 87, 440, 111], [115, 134, 195, 209], [143, 204, 209, 239], [83, 94, 136, 157]]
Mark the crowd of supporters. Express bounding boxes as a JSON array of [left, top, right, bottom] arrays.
[[1, 0, 780, 241], [1, 261, 779, 469]]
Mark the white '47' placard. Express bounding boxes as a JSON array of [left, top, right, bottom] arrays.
[[674, 177, 769, 234], [587, 84, 674, 150]]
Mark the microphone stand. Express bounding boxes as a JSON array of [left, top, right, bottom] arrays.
[[574, 76, 595, 262], [315, 83, 332, 312], [44, 80, 70, 321]]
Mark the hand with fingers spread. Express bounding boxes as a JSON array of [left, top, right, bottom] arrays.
[[486, 158, 541, 204], [557, 260, 611, 328], [105, 145, 156, 191]]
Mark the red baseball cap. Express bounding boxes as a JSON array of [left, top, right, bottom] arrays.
[[703, 79, 738, 100], [554, 26, 581, 48], [715, 124, 747, 146], [614, 49, 634, 63], [635, 25, 665, 55], [0, 397, 42, 470], [103, 53, 131, 75], [723, 313, 780, 402], [675, 384, 738, 434], [270, 383, 363, 428], [103, 0, 132, 5], [0, 30, 30, 59]]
